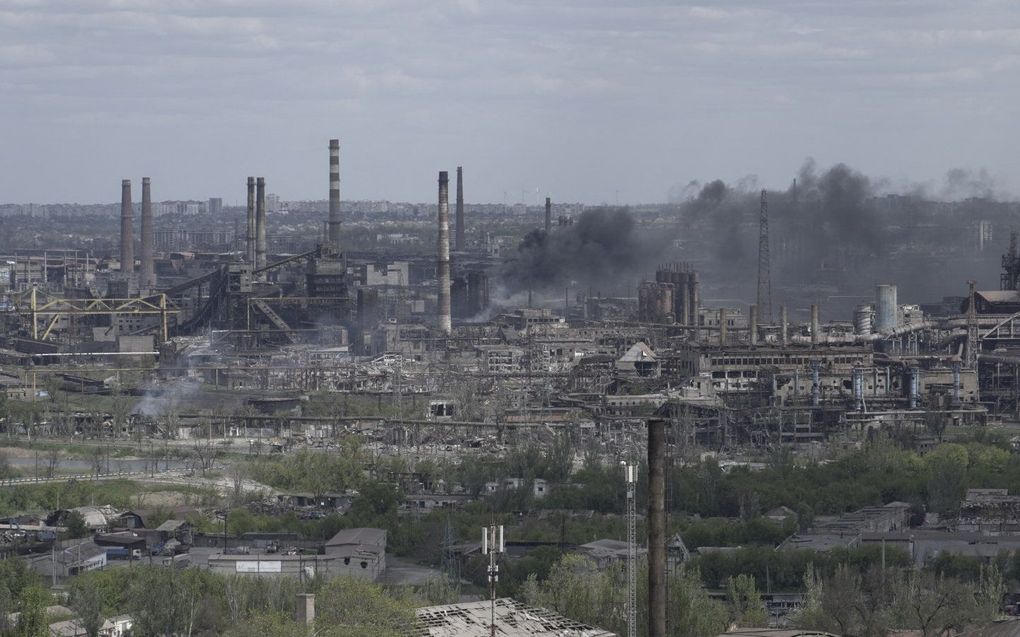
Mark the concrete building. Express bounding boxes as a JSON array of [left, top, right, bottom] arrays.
[[323, 527, 387, 580]]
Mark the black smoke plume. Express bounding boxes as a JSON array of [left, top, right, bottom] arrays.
[[501, 207, 665, 293], [673, 159, 1014, 315]]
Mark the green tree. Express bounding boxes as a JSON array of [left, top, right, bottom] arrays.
[[925, 443, 969, 515], [666, 567, 730, 637], [792, 564, 861, 636], [889, 571, 980, 637], [726, 574, 769, 627], [64, 511, 89, 539], [16, 585, 51, 637], [314, 576, 415, 637], [68, 577, 104, 637], [520, 554, 621, 632]]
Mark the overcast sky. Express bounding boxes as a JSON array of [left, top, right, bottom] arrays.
[[1, 0, 1018, 205]]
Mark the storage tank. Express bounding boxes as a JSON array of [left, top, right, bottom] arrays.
[[853, 304, 874, 335], [875, 284, 898, 332]]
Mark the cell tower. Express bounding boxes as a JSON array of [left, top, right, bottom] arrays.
[[757, 189, 772, 324], [482, 522, 505, 637], [622, 462, 637, 637]]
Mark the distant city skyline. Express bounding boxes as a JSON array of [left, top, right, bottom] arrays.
[[1, 1, 1018, 204]]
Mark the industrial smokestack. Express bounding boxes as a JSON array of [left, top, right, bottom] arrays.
[[437, 171, 452, 335], [718, 308, 727, 346], [246, 177, 256, 264], [139, 177, 154, 292], [690, 271, 701, 331], [811, 303, 820, 346], [256, 177, 267, 273], [780, 305, 788, 346], [749, 304, 758, 346], [120, 179, 134, 278], [544, 197, 552, 234], [647, 417, 667, 637], [455, 166, 465, 251], [328, 139, 341, 254], [678, 269, 691, 326]]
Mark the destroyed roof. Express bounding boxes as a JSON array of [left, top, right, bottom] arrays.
[[618, 341, 656, 363], [719, 631, 839, 637], [411, 598, 617, 637], [975, 291, 1020, 303], [154, 519, 189, 532]]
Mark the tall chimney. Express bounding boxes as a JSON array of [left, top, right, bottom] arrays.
[[647, 418, 667, 637], [810, 303, 820, 346], [455, 166, 465, 251], [718, 308, 727, 346], [246, 177, 256, 264], [256, 177, 267, 273], [677, 270, 690, 326], [749, 304, 758, 346], [544, 197, 552, 234], [437, 171, 452, 335], [139, 177, 154, 292], [780, 304, 788, 347], [690, 271, 701, 332], [120, 179, 134, 278], [328, 139, 342, 254]]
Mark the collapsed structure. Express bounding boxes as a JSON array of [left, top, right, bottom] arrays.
[[3, 141, 1018, 457]]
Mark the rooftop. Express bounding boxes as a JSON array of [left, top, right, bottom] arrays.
[[325, 527, 386, 548], [411, 598, 616, 637]]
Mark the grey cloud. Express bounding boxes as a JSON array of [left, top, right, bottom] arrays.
[[0, 0, 1018, 203]]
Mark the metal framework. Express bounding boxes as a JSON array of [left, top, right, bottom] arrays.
[[22, 288, 178, 342], [482, 523, 504, 637], [623, 462, 637, 637]]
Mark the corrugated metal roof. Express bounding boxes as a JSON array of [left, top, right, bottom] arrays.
[[326, 527, 386, 547], [411, 598, 617, 637]]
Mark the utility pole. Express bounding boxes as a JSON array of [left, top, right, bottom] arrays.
[[622, 462, 637, 637], [482, 522, 504, 637]]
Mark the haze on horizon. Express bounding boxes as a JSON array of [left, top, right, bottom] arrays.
[[0, 0, 1018, 205]]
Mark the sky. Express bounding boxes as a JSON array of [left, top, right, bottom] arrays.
[[0, 0, 1018, 205]]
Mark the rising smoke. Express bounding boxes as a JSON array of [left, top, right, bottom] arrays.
[[673, 159, 1014, 313], [500, 207, 669, 294]]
